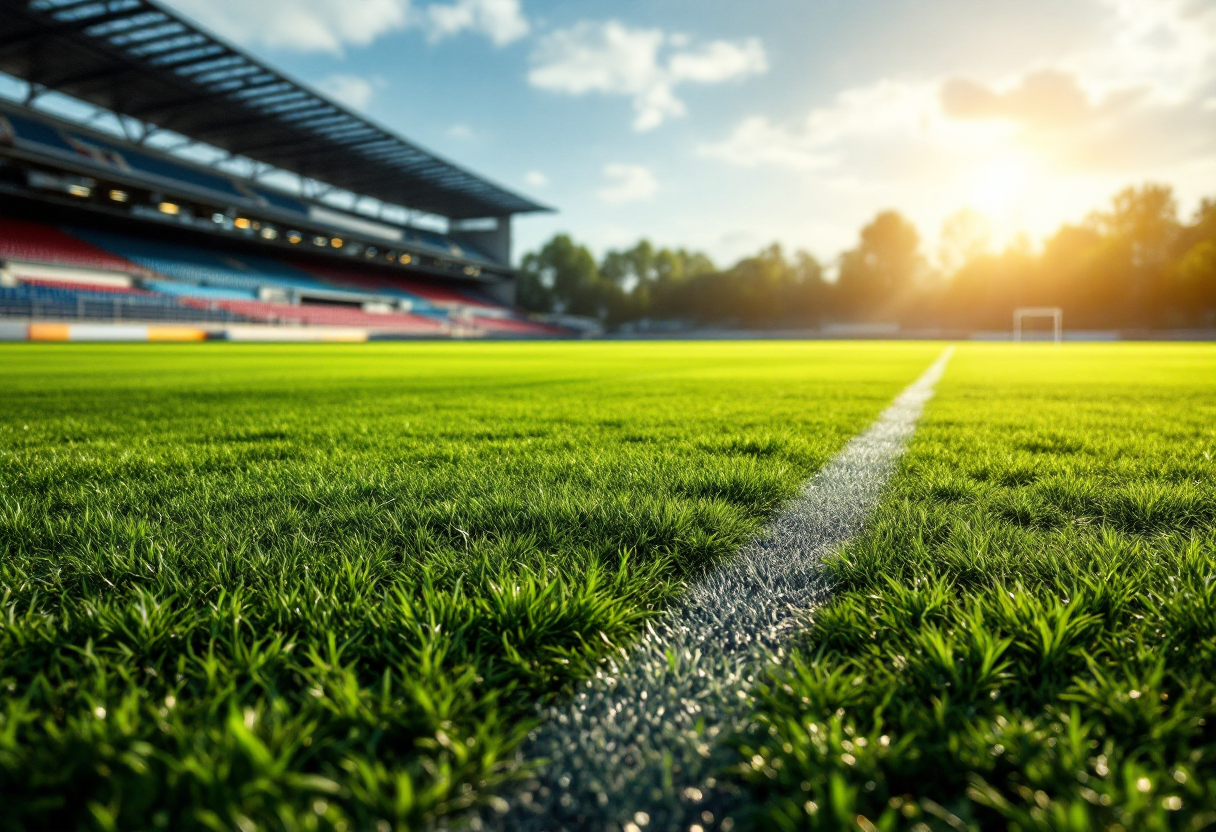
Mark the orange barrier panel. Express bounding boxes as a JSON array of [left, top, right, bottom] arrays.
[[147, 326, 207, 342], [28, 323, 70, 341]]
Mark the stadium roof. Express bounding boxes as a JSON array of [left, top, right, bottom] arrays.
[[0, 0, 550, 220]]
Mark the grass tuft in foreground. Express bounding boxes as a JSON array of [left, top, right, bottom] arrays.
[[730, 344, 1216, 831]]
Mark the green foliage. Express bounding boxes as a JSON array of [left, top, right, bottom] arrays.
[[523, 183, 1216, 331], [837, 211, 924, 317], [730, 343, 1216, 831], [516, 234, 828, 328], [0, 341, 938, 831]]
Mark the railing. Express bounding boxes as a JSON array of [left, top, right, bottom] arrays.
[[0, 295, 245, 324]]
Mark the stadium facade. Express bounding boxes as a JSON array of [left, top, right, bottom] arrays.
[[0, 0, 558, 340]]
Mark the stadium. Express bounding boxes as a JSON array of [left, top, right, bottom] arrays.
[[0, 0, 559, 342], [2, 2, 1215, 832]]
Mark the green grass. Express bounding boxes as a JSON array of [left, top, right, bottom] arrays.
[[730, 344, 1216, 831], [0, 341, 940, 832]]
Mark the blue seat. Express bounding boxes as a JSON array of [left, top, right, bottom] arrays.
[[143, 280, 257, 300], [67, 228, 342, 295]]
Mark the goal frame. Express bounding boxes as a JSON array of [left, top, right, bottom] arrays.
[[1013, 307, 1063, 343]]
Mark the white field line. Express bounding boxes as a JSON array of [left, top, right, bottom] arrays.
[[495, 347, 954, 832]]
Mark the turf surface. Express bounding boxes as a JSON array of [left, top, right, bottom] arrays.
[[730, 344, 1216, 831], [0, 341, 940, 831]]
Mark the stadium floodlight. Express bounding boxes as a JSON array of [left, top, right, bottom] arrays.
[[1013, 307, 1063, 343]]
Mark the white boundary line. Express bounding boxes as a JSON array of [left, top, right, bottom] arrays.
[[497, 347, 954, 832]]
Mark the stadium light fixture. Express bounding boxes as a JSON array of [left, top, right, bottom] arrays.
[[260, 227, 278, 240], [331, 238, 343, 249], [364, 247, 378, 258], [386, 251, 398, 262], [234, 218, 251, 230], [400, 254, 412, 265], [109, 190, 129, 203], [68, 184, 92, 198], [312, 235, 328, 247], [287, 231, 303, 244], [158, 202, 180, 215]]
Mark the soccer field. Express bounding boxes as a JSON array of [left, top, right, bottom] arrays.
[[1, 342, 1213, 831]]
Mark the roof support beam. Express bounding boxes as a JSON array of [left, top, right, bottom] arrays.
[[0, 0, 549, 218]]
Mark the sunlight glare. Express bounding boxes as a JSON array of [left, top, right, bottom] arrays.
[[967, 157, 1028, 215]]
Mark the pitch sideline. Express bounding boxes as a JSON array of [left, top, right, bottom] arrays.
[[498, 347, 955, 832]]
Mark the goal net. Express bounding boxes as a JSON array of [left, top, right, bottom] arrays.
[[1013, 307, 1063, 343]]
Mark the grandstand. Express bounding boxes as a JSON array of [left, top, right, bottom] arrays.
[[0, 0, 559, 340]]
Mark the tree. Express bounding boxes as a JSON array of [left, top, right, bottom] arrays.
[[1174, 241, 1216, 325], [517, 234, 603, 316], [1082, 185, 1181, 325], [937, 208, 992, 277], [1088, 184, 1180, 267], [837, 210, 922, 319]]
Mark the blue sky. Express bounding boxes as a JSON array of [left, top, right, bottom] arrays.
[[162, 0, 1216, 266]]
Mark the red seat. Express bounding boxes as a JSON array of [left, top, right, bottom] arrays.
[[0, 218, 139, 272], [180, 297, 447, 332]]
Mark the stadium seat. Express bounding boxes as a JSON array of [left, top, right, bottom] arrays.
[[0, 283, 245, 324], [469, 316, 562, 337], [67, 228, 338, 295], [143, 280, 257, 301], [0, 218, 139, 273], [180, 297, 447, 332]]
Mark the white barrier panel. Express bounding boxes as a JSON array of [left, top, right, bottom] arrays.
[[7, 262, 134, 288], [0, 322, 28, 340], [222, 326, 367, 342], [67, 325, 151, 341]]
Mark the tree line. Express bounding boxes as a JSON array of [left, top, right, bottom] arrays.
[[517, 184, 1216, 331]]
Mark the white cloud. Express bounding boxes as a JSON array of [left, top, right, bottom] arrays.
[[694, 0, 1216, 257], [702, 0, 1216, 178], [317, 74, 378, 110], [598, 164, 657, 204], [528, 21, 767, 131], [699, 80, 949, 171], [524, 170, 549, 188], [1086, 0, 1216, 102], [669, 39, 767, 84], [426, 0, 529, 46], [164, 0, 410, 54]]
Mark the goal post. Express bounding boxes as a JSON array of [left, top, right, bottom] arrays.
[[1013, 307, 1063, 343]]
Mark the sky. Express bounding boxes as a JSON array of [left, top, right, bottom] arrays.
[[157, 0, 1216, 266]]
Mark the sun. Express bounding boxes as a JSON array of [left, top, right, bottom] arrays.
[[967, 156, 1029, 215]]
